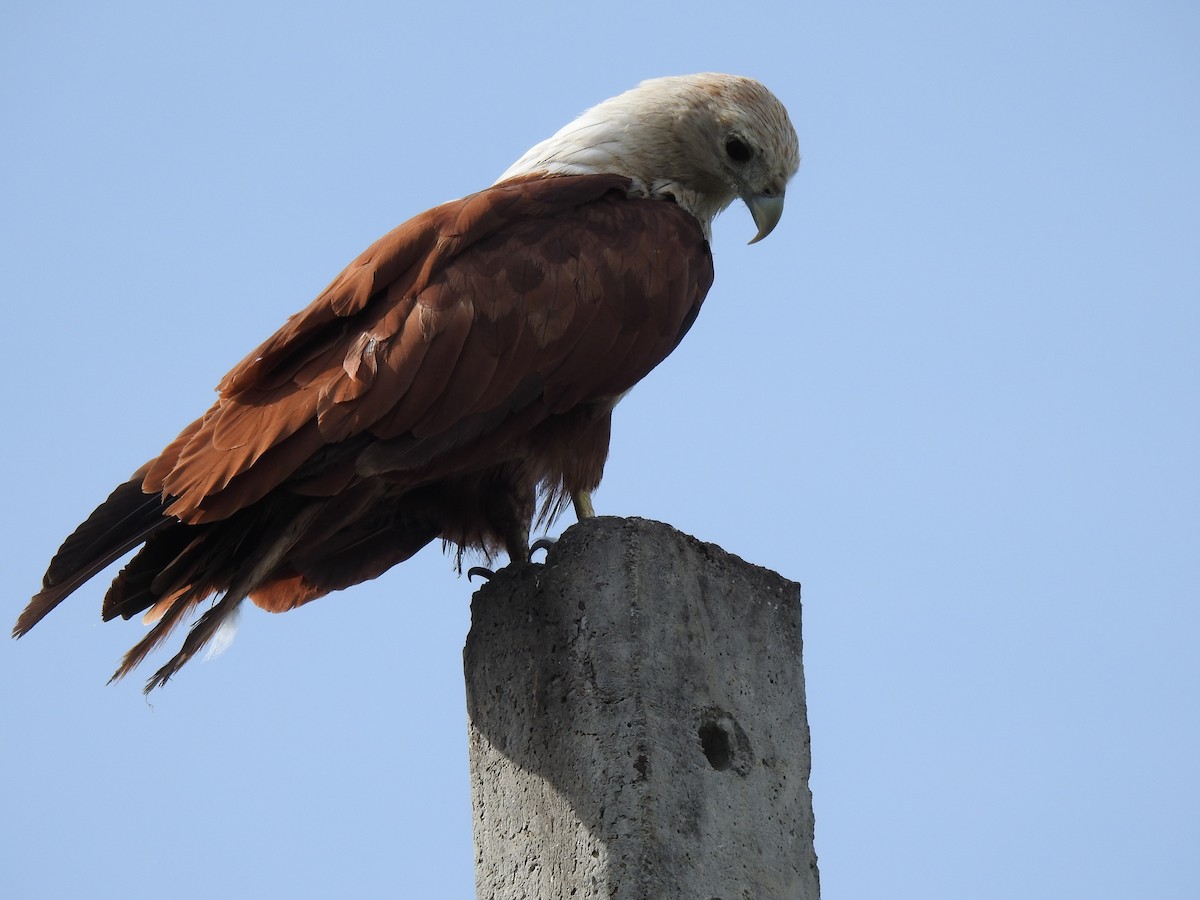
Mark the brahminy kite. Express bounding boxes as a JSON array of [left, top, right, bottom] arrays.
[[15, 73, 800, 690]]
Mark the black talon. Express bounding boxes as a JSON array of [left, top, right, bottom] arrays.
[[529, 537, 556, 560], [467, 566, 495, 582]]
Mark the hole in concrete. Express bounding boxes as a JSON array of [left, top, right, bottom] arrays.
[[699, 721, 733, 770], [634, 753, 650, 780], [697, 706, 753, 775]]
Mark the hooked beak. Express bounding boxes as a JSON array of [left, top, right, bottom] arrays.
[[743, 192, 786, 245]]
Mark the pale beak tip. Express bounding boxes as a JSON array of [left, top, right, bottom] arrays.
[[744, 193, 786, 245]]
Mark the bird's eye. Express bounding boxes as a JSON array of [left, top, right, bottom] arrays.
[[725, 137, 753, 163]]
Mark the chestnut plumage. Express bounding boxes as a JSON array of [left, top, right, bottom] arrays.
[[15, 74, 799, 690]]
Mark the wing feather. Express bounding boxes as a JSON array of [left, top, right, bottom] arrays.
[[71, 173, 710, 564]]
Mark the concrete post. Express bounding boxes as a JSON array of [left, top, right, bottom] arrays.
[[464, 516, 819, 899]]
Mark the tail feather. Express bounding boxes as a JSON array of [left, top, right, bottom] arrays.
[[101, 530, 201, 622], [21, 455, 469, 690], [139, 593, 242, 692], [15, 470, 170, 638], [135, 502, 327, 691], [108, 585, 202, 685]]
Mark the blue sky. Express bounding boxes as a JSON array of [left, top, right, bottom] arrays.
[[2, 2, 1197, 897]]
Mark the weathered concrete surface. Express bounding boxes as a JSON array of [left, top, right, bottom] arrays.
[[464, 516, 819, 899]]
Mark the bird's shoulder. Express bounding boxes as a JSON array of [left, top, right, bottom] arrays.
[[216, 172, 674, 396]]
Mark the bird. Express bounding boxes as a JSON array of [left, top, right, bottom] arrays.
[[14, 73, 800, 691]]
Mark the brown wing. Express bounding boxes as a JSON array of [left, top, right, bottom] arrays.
[[15, 173, 713, 661], [143, 173, 714, 526]]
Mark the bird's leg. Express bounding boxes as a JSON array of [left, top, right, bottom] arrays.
[[503, 520, 531, 565], [572, 490, 595, 520]]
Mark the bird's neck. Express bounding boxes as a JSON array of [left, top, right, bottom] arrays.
[[495, 110, 734, 241]]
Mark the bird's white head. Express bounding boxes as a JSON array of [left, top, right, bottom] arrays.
[[497, 73, 801, 243]]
